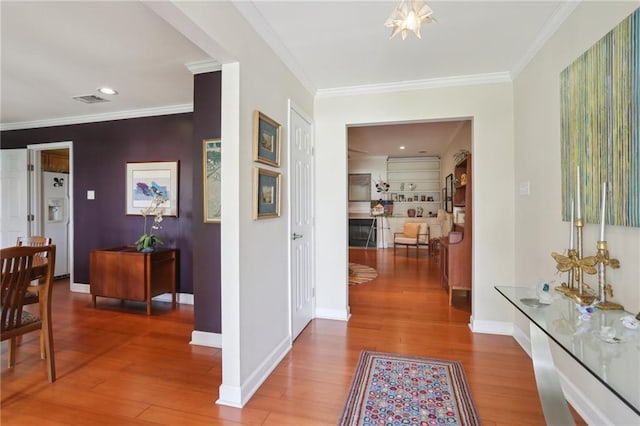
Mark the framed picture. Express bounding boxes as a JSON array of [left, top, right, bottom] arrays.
[[203, 138, 221, 223], [407, 197, 413, 202], [420, 195, 426, 202], [399, 194, 405, 202], [253, 111, 281, 167], [391, 193, 398, 201], [445, 173, 454, 213], [126, 161, 178, 216], [254, 167, 281, 219]]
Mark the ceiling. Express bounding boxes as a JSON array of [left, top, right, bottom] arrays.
[[1, 1, 575, 155]]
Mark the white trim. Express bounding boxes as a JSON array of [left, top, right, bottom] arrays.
[[510, 1, 580, 79], [217, 384, 243, 408], [71, 282, 90, 294], [231, 0, 317, 96], [217, 336, 291, 408], [186, 59, 222, 74], [315, 307, 350, 321], [1, 104, 193, 131], [316, 72, 511, 98], [190, 330, 222, 348], [152, 292, 194, 305], [72, 283, 194, 307], [469, 319, 513, 335]]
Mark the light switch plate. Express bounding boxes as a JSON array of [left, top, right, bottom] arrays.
[[519, 181, 530, 196], [87, 190, 95, 200]]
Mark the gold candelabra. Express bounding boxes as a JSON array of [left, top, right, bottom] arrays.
[[552, 220, 623, 310]]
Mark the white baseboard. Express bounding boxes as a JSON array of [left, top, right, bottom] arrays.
[[216, 336, 291, 408], [315, 307, 351, 321], [190, 330, 222, 348], [72, 283, 193, 305], [71, 282, 90, 293], [153, 292, 194, 305], [469, 318, 513, 335]]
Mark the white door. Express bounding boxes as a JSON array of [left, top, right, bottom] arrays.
[[0, 149, 29, 247], [289, 102, 315, 340]]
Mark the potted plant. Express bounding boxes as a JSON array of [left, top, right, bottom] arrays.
[[135, 192, 166, 252]]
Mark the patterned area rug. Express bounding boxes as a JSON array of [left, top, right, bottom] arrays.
[[349, 262, 378, 285], [338, 351, 481, 426]]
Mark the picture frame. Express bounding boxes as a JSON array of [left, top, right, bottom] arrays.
[[391, 193, 398, 201], [126, 161, 178, 216], [399, 194, 405, 202], [445, 173, 454, 213], [203, 138, 221, 223], [420, 195, 426, 202], [254, 167, 281, 219], [253, 111, 281, 167]]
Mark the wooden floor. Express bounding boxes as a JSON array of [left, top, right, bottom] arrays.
[[1, 248, 585, 425]]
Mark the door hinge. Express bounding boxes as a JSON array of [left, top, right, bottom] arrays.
[[27, 214, 35, 222], [27, 164, 34, 172]]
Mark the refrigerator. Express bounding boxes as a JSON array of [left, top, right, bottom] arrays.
[[42, 171, 69, 277]]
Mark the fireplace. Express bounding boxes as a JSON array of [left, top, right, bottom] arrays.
[[349, 218, 376, 247]]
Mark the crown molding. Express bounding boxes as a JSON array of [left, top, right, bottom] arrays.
[[316, 72, 511, 98], [186, 59, 222, 74], [0, 104, 193, 131], [510, 0, 580, 79], [231, 0, 317, 96]]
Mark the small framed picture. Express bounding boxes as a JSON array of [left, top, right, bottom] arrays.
[[254, 167, 281, 219], [253, 111, 281, 167], [391, 193, 398, 201], [399, 194, 405, 202], [203, 138, 221, 223], [420, 195, 426, 202], [407, 197, 413, 202], [126, 161, 178, 216]]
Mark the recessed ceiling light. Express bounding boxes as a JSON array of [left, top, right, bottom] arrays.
[[399, 146, 406, 150], [97, 87, 118, 95]]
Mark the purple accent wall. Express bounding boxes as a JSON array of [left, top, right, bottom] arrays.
[[1, 72, 222, 333], [192, 71, 222, 333], [1, 114, 195, 292]]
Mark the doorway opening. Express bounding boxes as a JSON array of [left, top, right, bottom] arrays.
[[346, 118, 472, 310], [28, 141, 74, 289]]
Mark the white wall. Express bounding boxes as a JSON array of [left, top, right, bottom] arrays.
[[315, 84, 516, 326], [348, 155, 387, 214], [513, 2, 640, 423], [152, 1, 314, 407]]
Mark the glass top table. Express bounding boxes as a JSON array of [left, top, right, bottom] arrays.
[[495, 286, 640, 419]]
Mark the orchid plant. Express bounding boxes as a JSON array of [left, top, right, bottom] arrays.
[[135, 191, 166, 252]]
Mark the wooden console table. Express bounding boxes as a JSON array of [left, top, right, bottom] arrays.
[[90, 246, 177, 315]]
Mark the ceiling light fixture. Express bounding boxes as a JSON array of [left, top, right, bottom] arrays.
[[399, 146, 406, 150], [97, 87, 118, 95], [384, 0, 435, 40]]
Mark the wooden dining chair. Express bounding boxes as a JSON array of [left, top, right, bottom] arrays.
[[1, 245, 57, 382], [16, 236, 52, 305]]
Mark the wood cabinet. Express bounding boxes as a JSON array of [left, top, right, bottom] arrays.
[[440, 155, 472, 305], [41, 149, 69, 173], [90, 246, 176, 315]]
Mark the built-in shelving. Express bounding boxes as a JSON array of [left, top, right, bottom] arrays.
[[386, 157, 440, 215]]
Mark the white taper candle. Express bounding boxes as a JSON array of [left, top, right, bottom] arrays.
[[570, 199, 574, 249], [576, 166, 582, 220], [600, 182, 607, 241]]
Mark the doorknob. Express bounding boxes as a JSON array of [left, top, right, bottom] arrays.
[[292, 233, 303, 240]]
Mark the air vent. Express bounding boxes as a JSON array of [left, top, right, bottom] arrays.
[[72, 94, 110, 104]]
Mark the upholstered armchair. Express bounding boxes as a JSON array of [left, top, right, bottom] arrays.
[[393, 222, 429, 257]]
